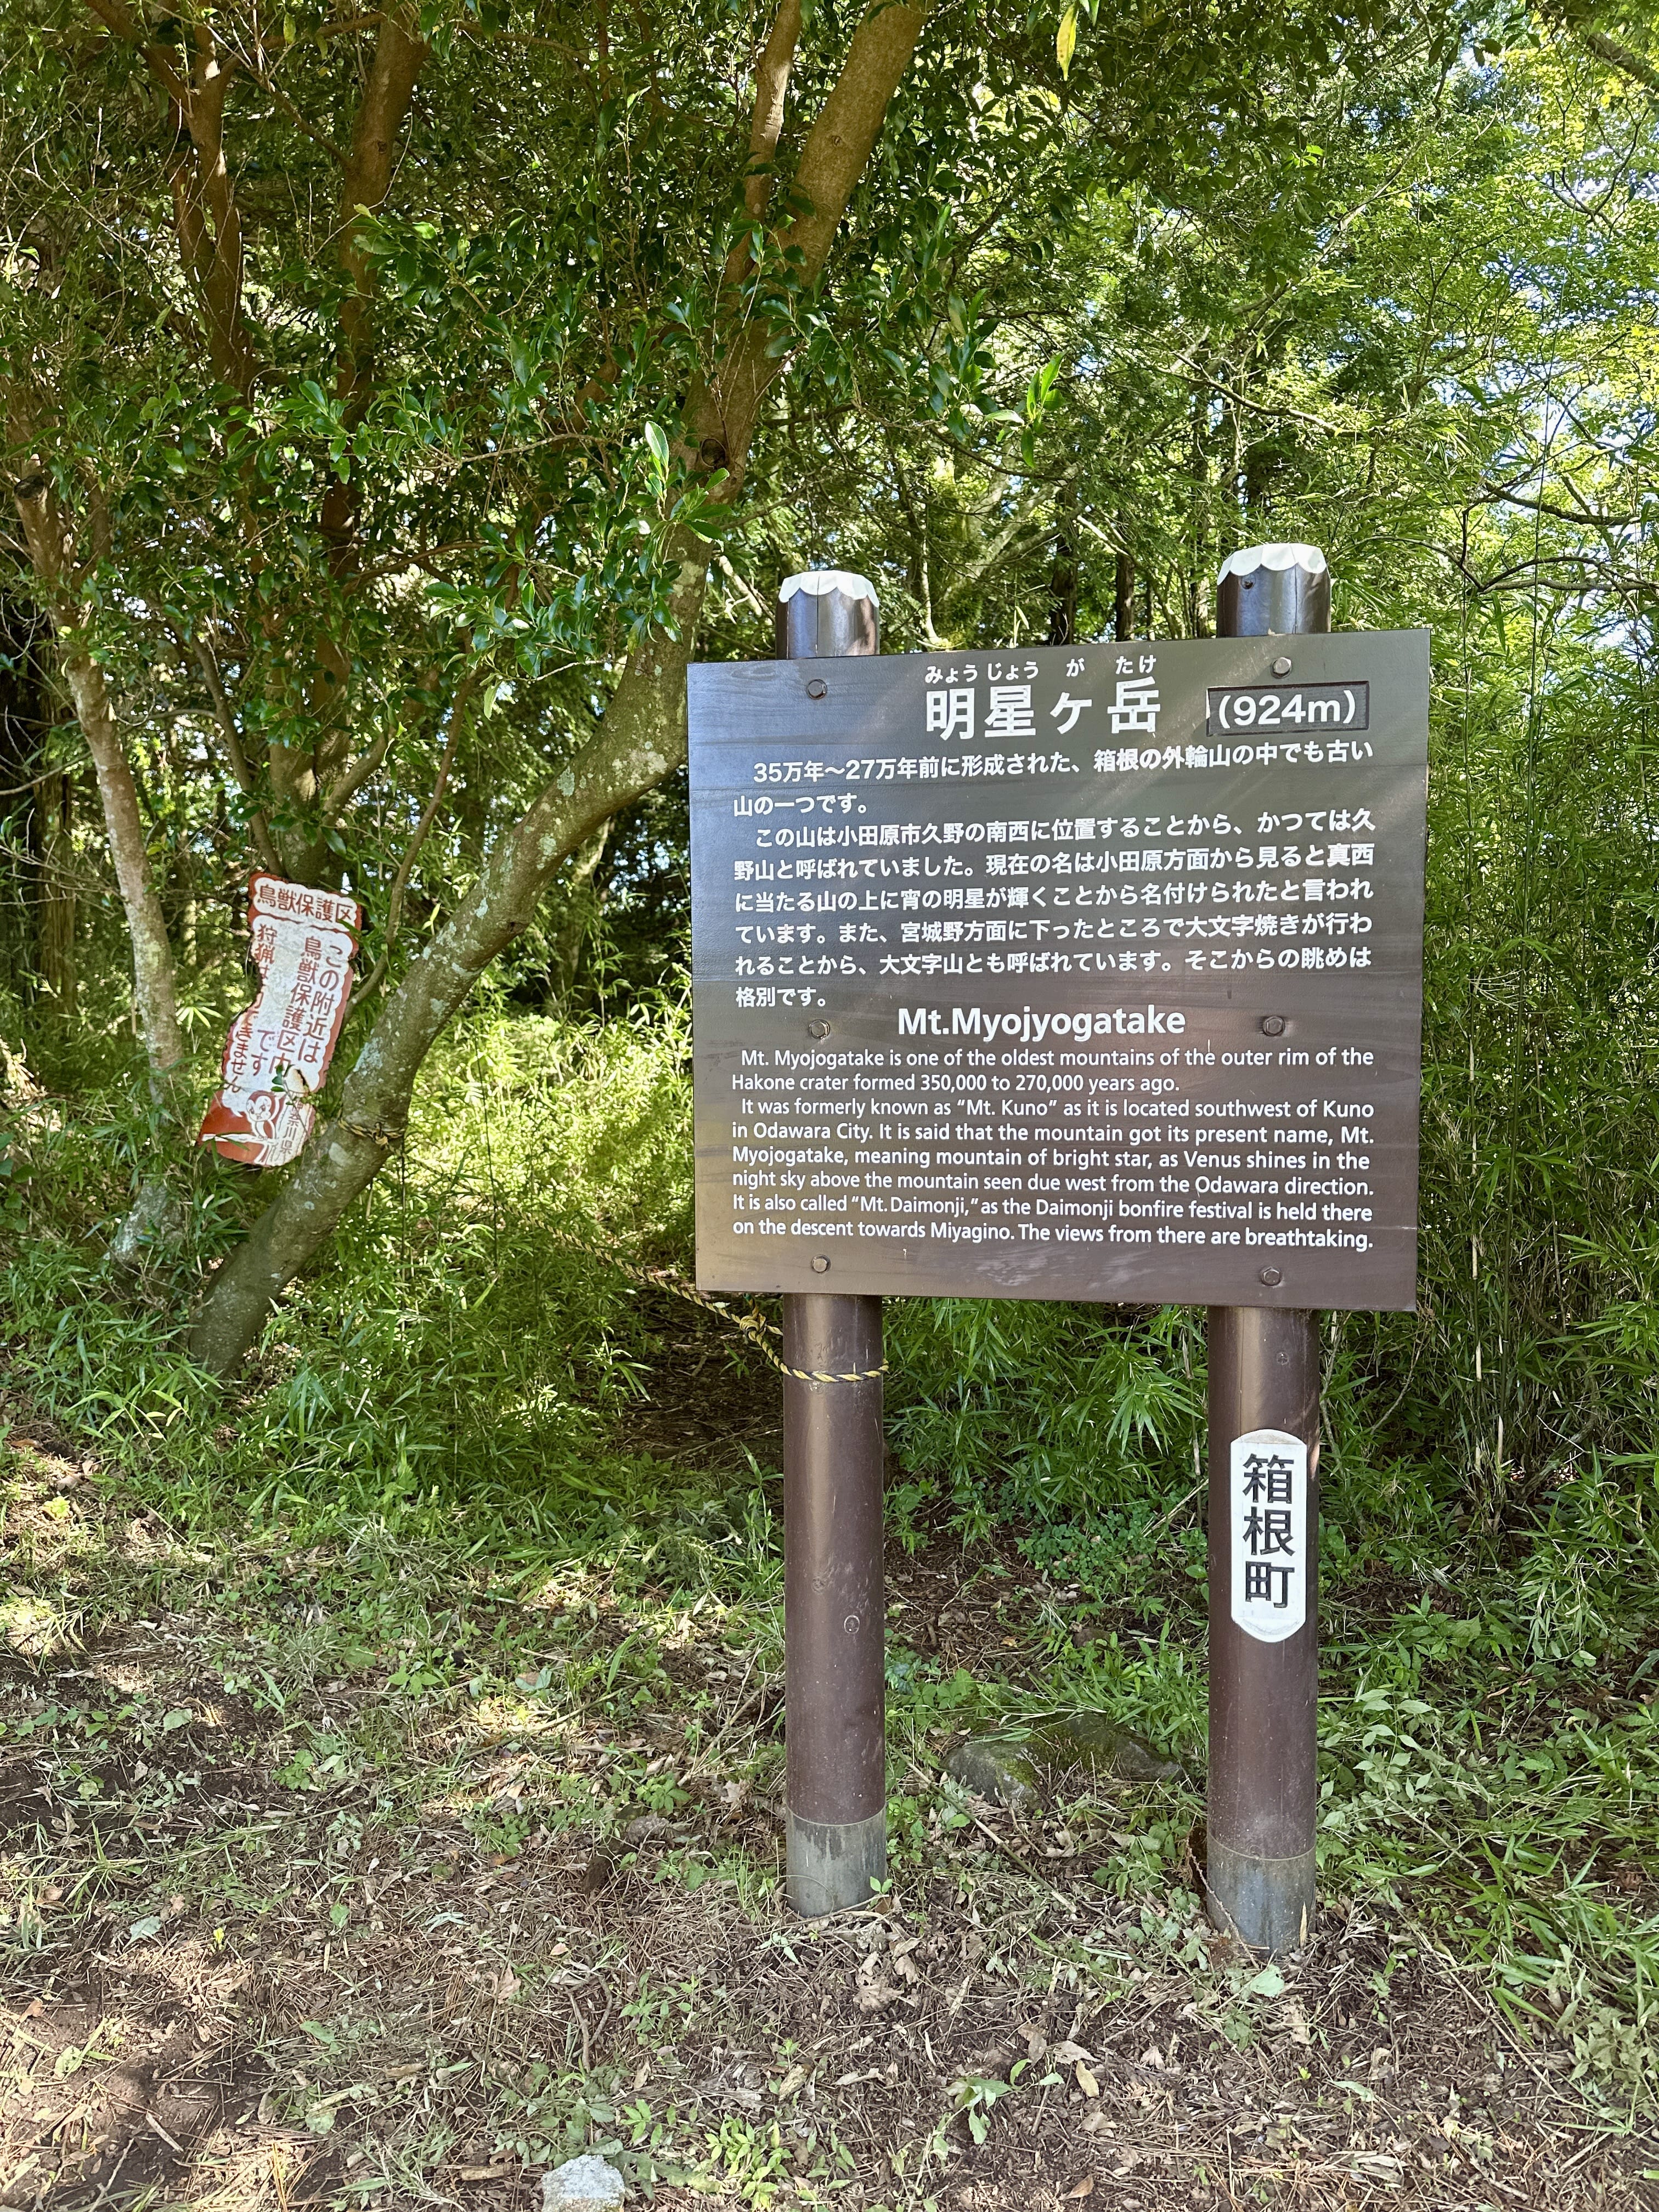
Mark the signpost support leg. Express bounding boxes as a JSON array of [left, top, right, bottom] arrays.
[[1206, 543, 1330, 1956], [775, 571, 887, 1917], [783, 1294, 887, 1915]]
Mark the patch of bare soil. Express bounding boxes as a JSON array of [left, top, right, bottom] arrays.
[[3, 1837, 1655, 2209], [1, 1406, 1655, 2208]]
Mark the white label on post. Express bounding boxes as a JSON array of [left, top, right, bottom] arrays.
[[1229, 1427, 1308, 1645]]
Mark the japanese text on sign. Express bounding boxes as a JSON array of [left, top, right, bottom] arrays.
[[1229, 1427, 1310, 1644], [690, 631, 1428, 1311], [199, 873, 362, 1167]]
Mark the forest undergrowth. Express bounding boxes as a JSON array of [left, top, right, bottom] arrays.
[[2, 1008, 1658, 2206]]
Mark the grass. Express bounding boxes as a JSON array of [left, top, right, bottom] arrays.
[[3, 1409, 1657, 2209], [2, 1006, 1659, 2203]]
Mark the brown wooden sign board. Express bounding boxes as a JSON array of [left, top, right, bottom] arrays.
[[690, 631, 1429, 1311]]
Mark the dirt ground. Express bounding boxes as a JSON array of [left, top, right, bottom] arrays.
[[5, 1863, 1656, 2210], [1, 1371, 1657, 2209]]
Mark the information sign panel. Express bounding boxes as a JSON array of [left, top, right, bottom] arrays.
[[690, 632, 1428, 1310]]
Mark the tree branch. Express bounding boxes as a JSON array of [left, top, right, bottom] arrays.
[[1578, 26, 1659, 92], [785, 0, 928, 283], [81, 0, 256, 393], [322, 717, 398, 824], [720, 0, 804, 299], [745, 0, 803, 218], [191, 629, 281, 874], [695, 0, 930, 481], [348, 668, 480, 1006], [176, 25, 253, 393], [80, 0, 186, 101], [302, 5, 430, 819], [332, 6, 428, 412]]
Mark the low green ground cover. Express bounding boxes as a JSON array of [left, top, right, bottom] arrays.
[[2, 1008, 1657, 2203]]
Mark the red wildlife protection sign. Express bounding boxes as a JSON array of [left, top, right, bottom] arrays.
[[199, 873, 362, 1167]]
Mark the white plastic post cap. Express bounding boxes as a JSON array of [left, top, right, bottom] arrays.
[[778, 568, 880, 606], [1217, 543, 1328, 584]]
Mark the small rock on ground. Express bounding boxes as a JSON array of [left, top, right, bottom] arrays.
[[946, 1712, 1183, 1809], [944, 1735, 1042, 1808], [1033, 1709, 1183, 1783], [542, 2153, 625, 2208]]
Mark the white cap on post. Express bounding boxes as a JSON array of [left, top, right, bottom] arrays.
[[1216, 543, 1330, 637]]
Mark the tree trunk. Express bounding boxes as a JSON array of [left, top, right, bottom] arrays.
[[547, 824, 611, 1001], [187, 540, 708, 1372], [1046, 481, 1077, 647], [66, 639, 191, 1262], [0, 596, 74, 1016], [12, 466, 188, 1262], [33, 766, 76, 1013], [12, 475, 184, 1101], [187, 0, 930, 1374], [61, 644, 186, 1094]]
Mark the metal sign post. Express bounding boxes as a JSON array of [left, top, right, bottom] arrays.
[[686, 559, 1427, 1931], [1205, 543, 1330, 1956], [776, 572, 888, 1917]]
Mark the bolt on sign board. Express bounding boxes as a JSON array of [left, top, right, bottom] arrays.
[[689, 631, 1429, 1310], [199, 873, 362, 1167]]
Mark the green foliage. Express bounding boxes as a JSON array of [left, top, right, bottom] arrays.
[[4, 0, 1659, 2137], [3, 1007, 700, 1545], [886, 1298, 1203, 1538]]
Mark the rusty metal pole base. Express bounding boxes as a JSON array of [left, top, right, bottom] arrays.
[[1204, 1841, 1317, 1956], [787, 1812, 888, 1920]]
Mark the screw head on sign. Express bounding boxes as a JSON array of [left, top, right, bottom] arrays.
[[810, 1255, 831, 1273], [1273, 655, 1293, 676], [808, 1020, 831, 1039], [805, 676, 828, 699], [1261, 1014, 1285, 1037], [1259, 1267, 1283, 1287]]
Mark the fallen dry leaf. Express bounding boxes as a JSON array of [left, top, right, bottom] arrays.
[[1075, 2060, 1100, 2098]]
